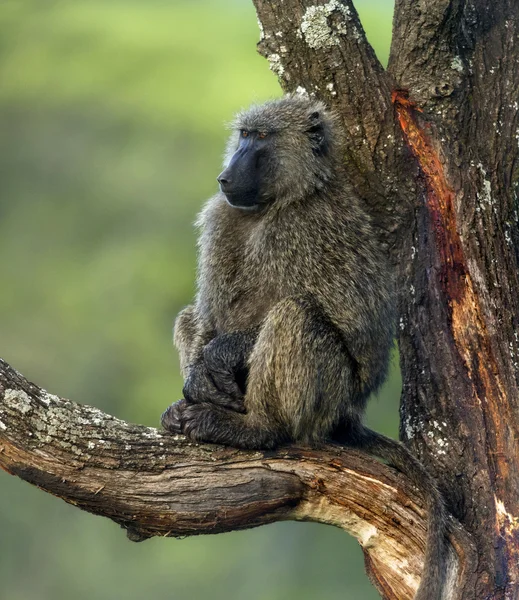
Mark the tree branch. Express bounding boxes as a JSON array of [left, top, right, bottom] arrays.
[[254, 0, 389, 163], [252, 0, 412, 253], [0, 358, 472, 599]]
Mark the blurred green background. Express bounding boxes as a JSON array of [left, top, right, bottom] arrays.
[[0, 1, 399, 599]]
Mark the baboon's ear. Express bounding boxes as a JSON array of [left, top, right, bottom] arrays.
[[306, 110, 329, 156]]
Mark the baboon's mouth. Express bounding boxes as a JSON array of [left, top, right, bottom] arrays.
[[222, 190, 264, 212]]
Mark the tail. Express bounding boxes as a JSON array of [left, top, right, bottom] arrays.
[[346, 426, 446, 600]]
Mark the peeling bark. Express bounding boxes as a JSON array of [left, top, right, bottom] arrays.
[[2, 0, 519, 598], [390, 3, 519, 597], [0, 359, 472, 599]]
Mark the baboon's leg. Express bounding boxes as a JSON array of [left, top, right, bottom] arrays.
[[163, 297, 356, 448], [179, 328, 260, 413], [173, 305, 204, 377], [173, 305, 242, 411]]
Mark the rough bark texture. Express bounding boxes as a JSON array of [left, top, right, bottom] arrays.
[[252, 0, 519, 598], [0, 358, 472, 599], [2, 0, 519, 598], [390, 4, 519, 598]]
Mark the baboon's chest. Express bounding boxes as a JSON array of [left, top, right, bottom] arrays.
[[203, 229, 282, 333], [213, 256, 277, 333]]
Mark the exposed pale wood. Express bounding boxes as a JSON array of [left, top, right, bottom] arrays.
[[0, 358, 471, 599], [252, 1, 519, 597], [3, 0, 519, 597], [390, 2, 519, 597]]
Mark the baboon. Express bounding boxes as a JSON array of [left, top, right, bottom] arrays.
[[161, 95, 445, 600]]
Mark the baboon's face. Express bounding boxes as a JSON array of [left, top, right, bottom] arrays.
[[218, 96, 336, 212], [217, 129, 272, 211]]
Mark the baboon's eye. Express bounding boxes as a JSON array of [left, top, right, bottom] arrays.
[[258, 131, 268, 139], [241, 130, 249, 138]]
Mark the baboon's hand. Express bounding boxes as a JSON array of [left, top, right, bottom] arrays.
[[161, 399, 187, 433], [161, 400, 228, 444], [202, 333, 250, 392], [183, 359, 245, 413]]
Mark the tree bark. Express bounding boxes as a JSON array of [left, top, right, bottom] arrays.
[[0, 358, 473, 600], [253, 0, 519, 598], [2, 0, 519, 598]]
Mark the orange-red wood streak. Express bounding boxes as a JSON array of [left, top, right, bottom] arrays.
[[393, 89, 519, 572], [392, 90, 466, 302]]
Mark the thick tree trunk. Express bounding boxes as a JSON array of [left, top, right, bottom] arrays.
[[391, 4, 519, 597], [253, 0, 519, 598], [1, 1, 518, 599]]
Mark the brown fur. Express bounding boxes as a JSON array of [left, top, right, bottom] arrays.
[[162, 96, 445, 600], [170, 96, 393, 444]]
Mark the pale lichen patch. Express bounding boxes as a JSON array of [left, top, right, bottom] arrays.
[[5, 389, 32, 415], [267, 53, 285, 77], [450, 56, 464, 72], [142, 428, 163, 439], [404, 414, 415, 439], [39, 390, 60, 406], [477, 163, 494, 208], [257, 19, 265, 40], [427, 424, 449, 455], [326, 82, 337, 97], [300, 1, 352, 49]]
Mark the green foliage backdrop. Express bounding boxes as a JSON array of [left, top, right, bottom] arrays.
[[0, 1, 398, 598]]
